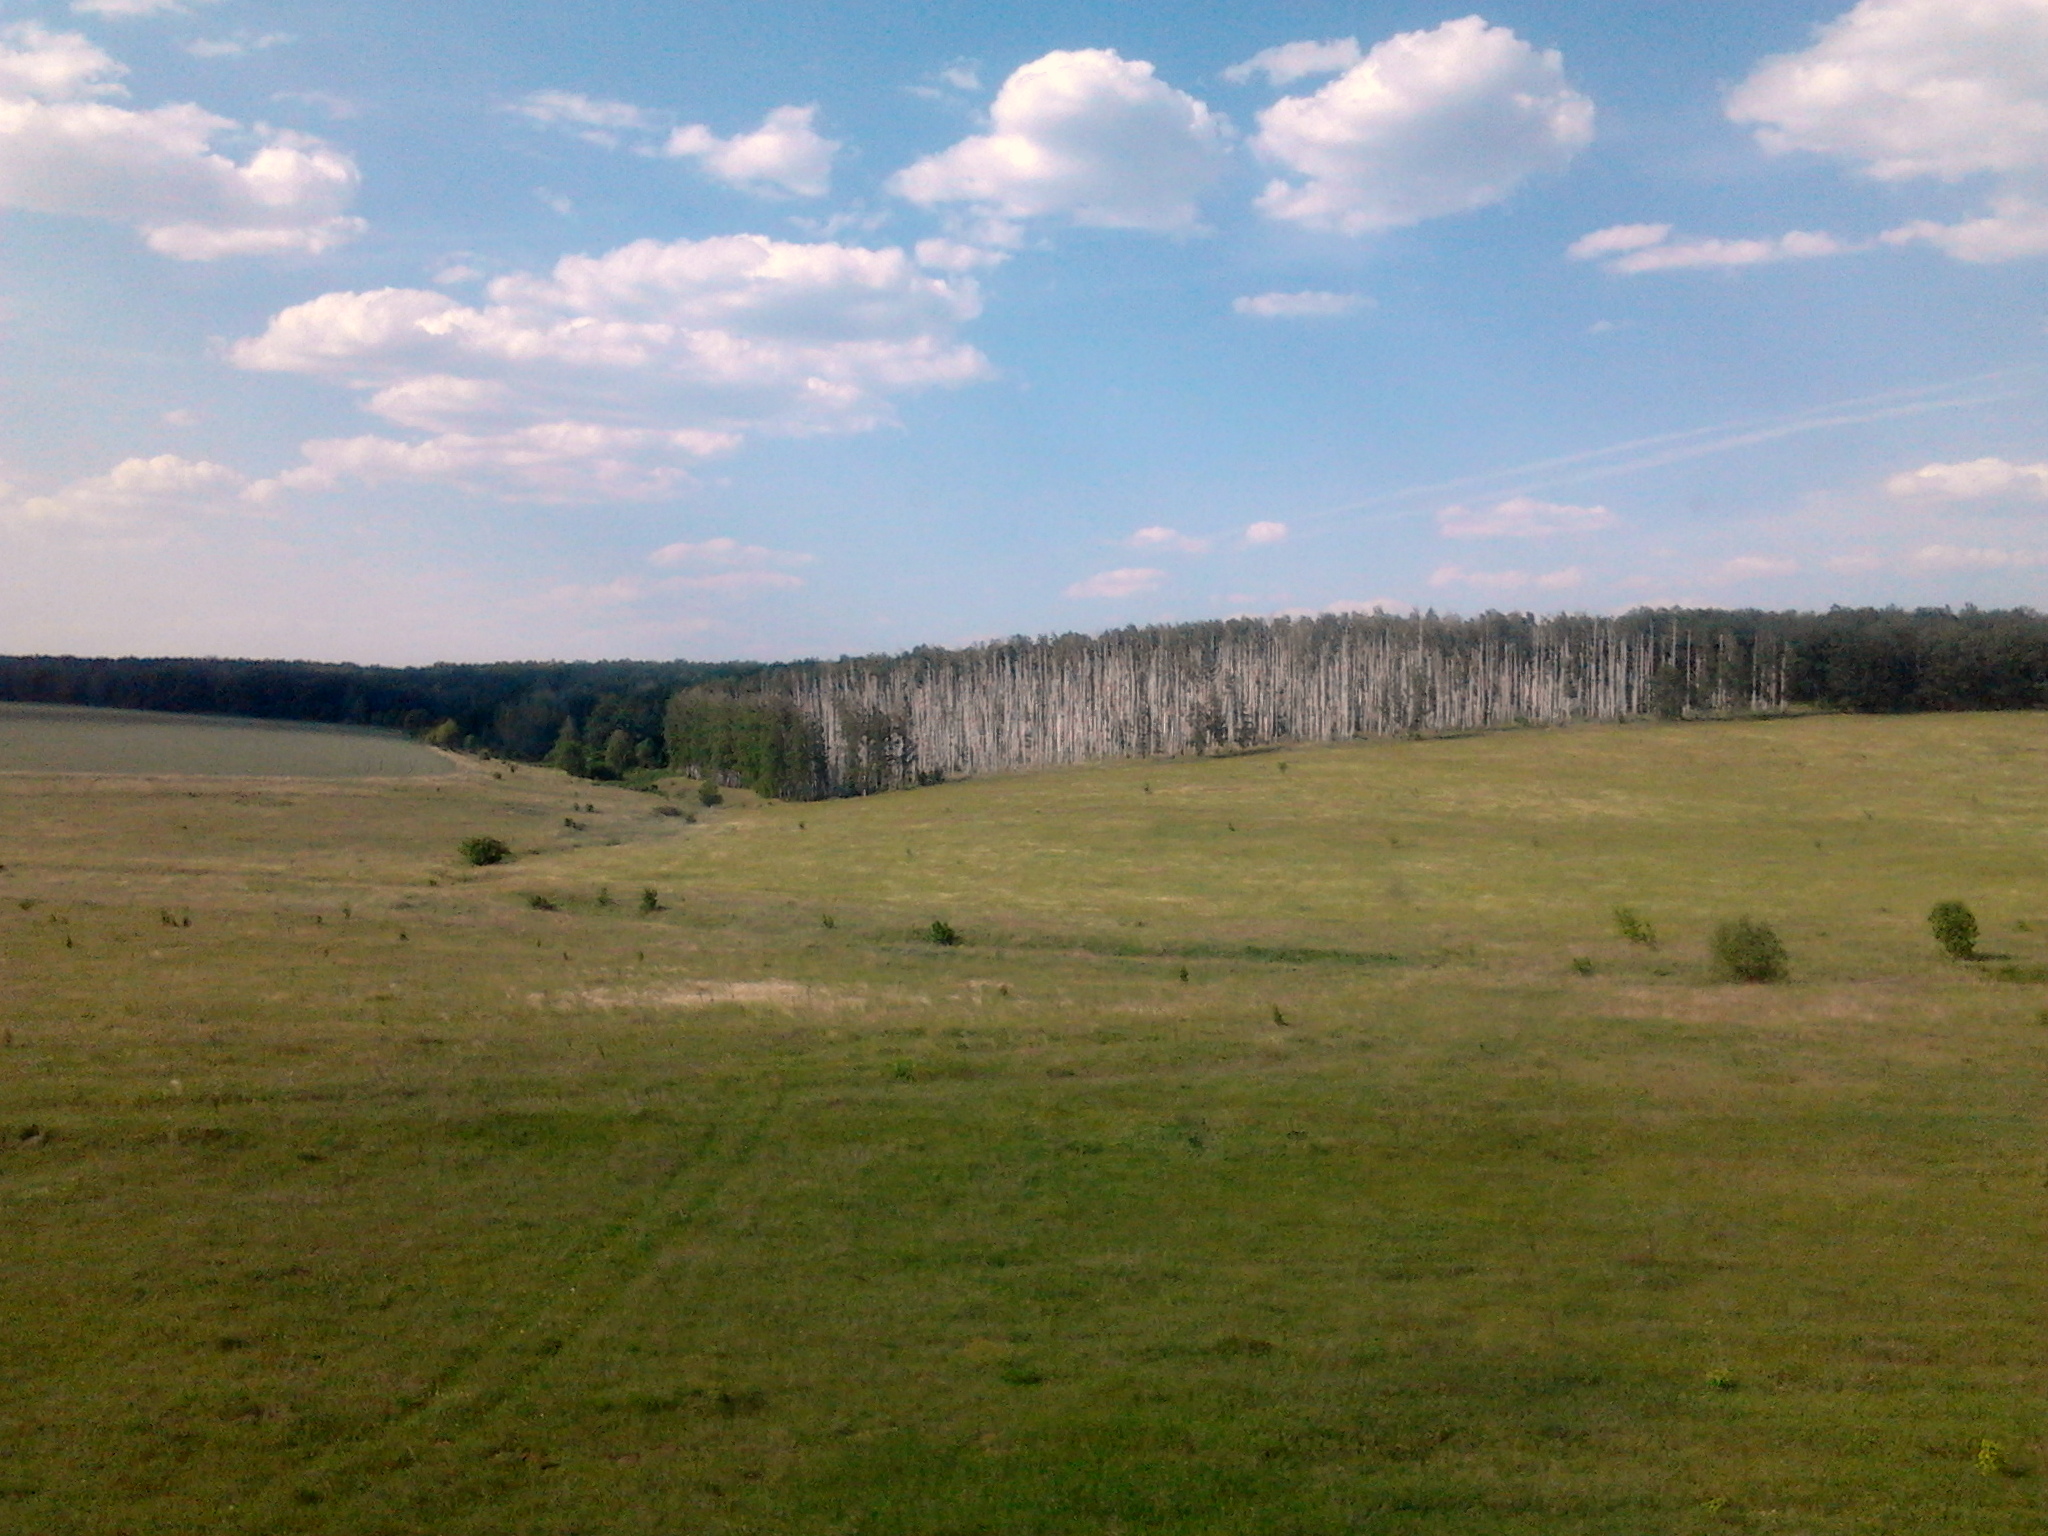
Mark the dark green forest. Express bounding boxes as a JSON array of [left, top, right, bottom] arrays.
[[4, 606, 2045, 798]]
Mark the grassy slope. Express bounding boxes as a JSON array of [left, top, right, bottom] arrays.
[[0, 714, 2041, 1534], [0, 703, 452, 778]]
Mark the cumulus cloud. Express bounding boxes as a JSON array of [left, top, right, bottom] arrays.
[[185, 32, 291, 59], [913, 237, 1009, 272], [1727, 0, 2048, 263], [1125, 525, 1210, 553], [1243, 520, 1288, 544], [231, 232, 992, 502], [1437, 495, 1615, 538], [890, 49, 1232, 234], [1886, 456, 2048, 499], [2, 453, 260, 529], [1222, 38, 1362, 88], [665, 105, 838, 198], [1232, 290, 1367, 318], [1066, 566, 1164, 598], [515, 91, 838, 196], [1568, 222, 1853, 273], [1429, 563, 1583, 591], [0, 22, 363, 258], [1251, 17, 1593, 235]]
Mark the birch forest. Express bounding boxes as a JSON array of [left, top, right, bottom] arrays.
[[676, 610, 1796, 798]]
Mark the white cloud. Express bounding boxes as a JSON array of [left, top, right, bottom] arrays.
[[1066, 566, 1164, 598], [1729, 0, 2048, 183], [1826, 551, 1883, 573], [1908, 543, 2046, 570], [511, 90, 660, 148], [665, 105, 838, 198], [1437, 495, 1615, 539], [1886, 456, 2048, 499], [1222, 38, 1362, 88], [0, 23, 363, 258], [1728, 0, 2048, 264], [648, 535, 812, 569], [1251, 17, 1593, 236], [185, 32, 291, 59], [1569, 223, 1852, 273], [1243, 520, 1288, 544], [1429, 563, 1583, 591], [1882, 197, 2048, 261], [72, 0, 209, 15], [938, 62, 982, 93], [1125, 525, 1210, 553], [1232, 290, 1367, 318], [890, 49, 1231, 233], [231, 232, 992, 502], [515, 92, 838, 196], [913, 237, 1008, 271], [1719, 554, 1800, 579], [3, 453, 258, 529]]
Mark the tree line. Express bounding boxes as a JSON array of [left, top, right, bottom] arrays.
[[4, 606, 2044, 798]]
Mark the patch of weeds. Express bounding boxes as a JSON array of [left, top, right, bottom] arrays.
[[1991, 964, 2048, 983], [1712, 917, 1787, 983], [457, 836, 510, 867], [927, 919, 961, 946], [1570, 956, 1596, 976], [1211, 1336, 1277, 1358], [652, 803, 685, 817], [890, 1060, 917, 1081], [525, 894, 558, 912], [639, 887, 662, 914], [1613, 906, 1657, 947], [998, 1363, 1044, 1386], [1706, 1370, 1740, 1391], [820, 914, 836, 929], [595, 887, 615, 908]]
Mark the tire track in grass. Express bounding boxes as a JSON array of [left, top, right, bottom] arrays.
[[230, 1092, 786, 1529]]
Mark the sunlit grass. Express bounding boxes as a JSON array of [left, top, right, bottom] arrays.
[[0, 712, 2041, 1533]]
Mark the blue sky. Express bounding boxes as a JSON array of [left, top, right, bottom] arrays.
[[2, 0, 2045, 663]]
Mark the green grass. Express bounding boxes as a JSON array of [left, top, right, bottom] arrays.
[[0, 713, 2042, 1533], [0, 702, 453, 777]]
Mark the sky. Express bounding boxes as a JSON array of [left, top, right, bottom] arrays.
[[1, 0, 2045, 664]]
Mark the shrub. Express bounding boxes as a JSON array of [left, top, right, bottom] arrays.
[[1613, 906, 1657, 947], [458, 835, 511, 866], [638, 887, 661, 914], [525, 894, 558, 911], [1570, 956, 1596, 976], [927, 919, 960, 947], [1712, 917, 1787, 982], [697, 780, 723, 807], [1928, 900, 1978, 960]]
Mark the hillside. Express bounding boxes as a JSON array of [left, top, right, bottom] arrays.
[[0, 711, 2040, 1532]]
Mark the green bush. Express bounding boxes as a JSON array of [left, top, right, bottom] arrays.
[[458, 835, 511, 866], [697, 780, 723, 807], [1928, 900, 1978, 960], [525, 893, 558, 911], [1712, 917, 1787, 983], [927, 919, 960, 947], [638, 887, 662, 914]]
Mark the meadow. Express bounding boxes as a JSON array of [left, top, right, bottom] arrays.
[[0, 711, 2041, 1534], [0, 703, 453, 779]]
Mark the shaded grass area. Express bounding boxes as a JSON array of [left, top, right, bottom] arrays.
[[0, 702, 452, 778], [0, 713, 2043, 1533]]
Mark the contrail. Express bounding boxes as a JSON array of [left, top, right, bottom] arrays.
[[1282, 365, 2041, 534]]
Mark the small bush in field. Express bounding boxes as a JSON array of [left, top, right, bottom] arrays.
[[1613, 906, 1657, 947], [927, 919, 960, 947], [1712, 918, 1787, 983], [639, 887, 662, 914], [458, 835, 510, 866], [697, 781, 723, 807], [1927, 900, 1978, 960], [526, 894, 558, 911]]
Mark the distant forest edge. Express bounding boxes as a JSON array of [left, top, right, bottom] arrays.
[[5, 607, 2046, 798]]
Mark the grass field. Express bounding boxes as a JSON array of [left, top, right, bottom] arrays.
[[0, 703, 453, 778], [0, 711, 2042, 1534]]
